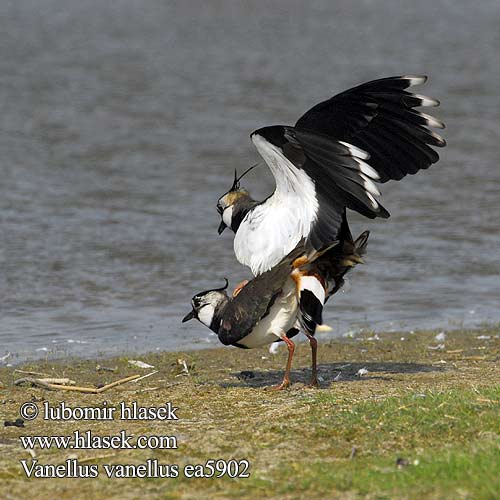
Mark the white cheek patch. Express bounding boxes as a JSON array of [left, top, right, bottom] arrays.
[[222, 206, 234, 227], [197, 304, 215, 327]]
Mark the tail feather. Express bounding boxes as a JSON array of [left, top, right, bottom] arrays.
[[298, 288, 324, 335], [322, 227, 370, 300], [354, 230, 370, 257], [289, 217, 370, 335]]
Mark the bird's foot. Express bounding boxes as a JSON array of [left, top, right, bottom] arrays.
[[232, 280, 249, 297], [268, 378, 291, 391], [307, 377, 319, 389]]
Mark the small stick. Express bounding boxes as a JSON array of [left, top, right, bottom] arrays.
[[48, 385, 98, 394], [14, 369, 50, 377], [96, 374, 142, 393], [38, 378, 76, 385], [14, 374, 142, 393], [14, 378, 55, 390], [131, 370, 159, 383]]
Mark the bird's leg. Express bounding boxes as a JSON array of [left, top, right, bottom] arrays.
[[232, 280, 249, 297], [304, 333, 319, 388], [270, 333, 295, 390]]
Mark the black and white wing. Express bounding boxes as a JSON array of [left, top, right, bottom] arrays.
[[251, 125, 386, 250], [295, 75, 446, 182], [250, 75, 445, 251]]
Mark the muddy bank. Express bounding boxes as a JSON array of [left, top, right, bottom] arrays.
[[0, 327, 499, 499]]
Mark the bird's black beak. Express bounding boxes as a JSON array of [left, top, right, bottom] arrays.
[[182, 309, 196, 323], [218, 220, 227, 235]]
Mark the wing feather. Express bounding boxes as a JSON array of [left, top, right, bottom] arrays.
[[251, 125, 387, 251], [217, 247, 303, 345], [295, 75, 445, 183], [245, 75, 445, 255]]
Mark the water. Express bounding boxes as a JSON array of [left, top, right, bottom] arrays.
[[1, 0, 499, 363]]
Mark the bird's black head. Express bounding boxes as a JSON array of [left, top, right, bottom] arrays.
[[216, 165, 258, 234], [182, 279, 230, 329]]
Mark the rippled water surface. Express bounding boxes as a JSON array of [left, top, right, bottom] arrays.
[[1, 0, 499, 362]]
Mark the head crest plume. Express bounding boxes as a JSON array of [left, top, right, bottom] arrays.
[[216, 278, 229, 292], [197, 278, 229, 297], [230, 163, 259, 191]]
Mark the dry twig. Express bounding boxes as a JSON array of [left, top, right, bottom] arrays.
[[13, 374, 144, 393]]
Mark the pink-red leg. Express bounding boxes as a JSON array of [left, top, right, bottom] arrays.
[[270, 334, 295, 390], [305, 333, 319, 387]]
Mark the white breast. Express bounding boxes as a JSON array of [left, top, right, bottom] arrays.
[[233, 201, 303, 276], [237, 280, 298, 348], [234, 135, 318, 276]]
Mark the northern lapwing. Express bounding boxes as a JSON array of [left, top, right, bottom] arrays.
[[217, 75, 445, 276], [183, 215, 368, 389]]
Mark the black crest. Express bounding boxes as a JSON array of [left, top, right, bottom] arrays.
[[229, 163, 258, 192], [195, 278, 229, 301]]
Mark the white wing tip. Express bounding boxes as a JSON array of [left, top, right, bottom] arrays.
[[360, 174, 381, 196], [419, 111, 446, 129], [430, 130, 447, 147], [404, 75, 427, 86], [413, 93, 440, 107], [338, 141, 370, 160], [366, 192, 380, 209], [355, 158, 381, 180]]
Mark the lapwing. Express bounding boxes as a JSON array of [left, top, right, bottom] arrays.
[[183, 215, 368, 389], [217, 75, 445, 277]]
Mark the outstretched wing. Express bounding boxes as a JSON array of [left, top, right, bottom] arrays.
[[251, 125, 386, 251], [250, 75, 445, 251], [295, 75, 446, 182]]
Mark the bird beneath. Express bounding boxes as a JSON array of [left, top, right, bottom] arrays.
[[183, 215, 368, 389], [216, 75, 446, 277]]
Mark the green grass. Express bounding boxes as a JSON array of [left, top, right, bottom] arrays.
[[203, 387, 500, 500], [276, 387, 500, 499], [311, 386, 500, 453], [283, 441, 499, 499]]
